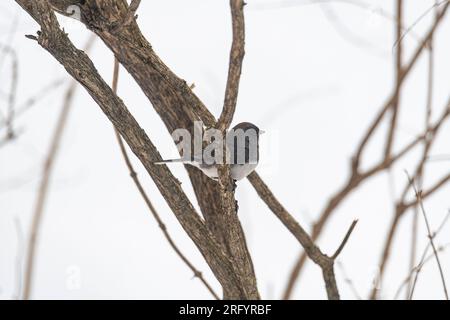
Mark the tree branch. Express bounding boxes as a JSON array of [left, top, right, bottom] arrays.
[[384, 0, 403, 158], [217, 0, 246, 132], [248, 172, 358, 299], [370, 98, 450, 299], [111, 58, 219, 300], [407, 173, 448, 300], [332, 220, 358, 260], [353, 1, 449, 170]]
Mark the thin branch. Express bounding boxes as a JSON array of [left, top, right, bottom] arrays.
[[110, 58, 219, 300], [6, 46, 18, 139], [406, 173, 448, 300], [370, 96, 450, 299], [0, 13, 19, 72], [0, 78, 65, 129], [22, 35, 96, 300], [393, 0, 450, 49], [409, 211, 450, 299], [384, 0, 403, 159], [13, 216, 24, 300], [0, 44, 18, 146], [403, 173, 450, 211], [248, 172, 358, 299], [353, 2, 449, 169], [408, 205, 419, 299], [394, 242, 450, 300], [371, 170, 450, 299], [332, 220, 358, 260], [217, 0, 246, 132], [407, 10, 436, 295], [425, 1, 438, 132]]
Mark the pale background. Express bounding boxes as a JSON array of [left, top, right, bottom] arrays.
[[1, 0, 449, 299]]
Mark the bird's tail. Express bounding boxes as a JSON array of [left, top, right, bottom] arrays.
[[154, 158, 192, 165]]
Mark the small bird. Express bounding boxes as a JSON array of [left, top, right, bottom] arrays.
[[155, 122, 263, 181]]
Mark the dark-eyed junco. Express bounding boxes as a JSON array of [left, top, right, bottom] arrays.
[[155, 122, 263, 181]]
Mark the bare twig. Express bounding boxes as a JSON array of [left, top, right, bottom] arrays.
[[217, 0, 246, 132], [394, 242, 450, 300], [353, 2, 449, 168], [371, 108, 450, 299], [425, 1, 438, 132], [403, 173, 450, 211], [384, 0, 403, 158], [393, 0, 450, 49], [22, 35, 96, 300], [0, 44, 18, 146], [332, 220, 358, 260], [409, 211, 450, 299], [408, 205, 420, 299], [2, 79, 65, 128], [23, 81, 77, 300], [111, 58, 219, 300], [0, 12, 19, 72], [407, 4, 437, 296], [406, 173, 448, 300], [13, 217, 24, 300]]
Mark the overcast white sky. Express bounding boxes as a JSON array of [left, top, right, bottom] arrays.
[[1, 0, 450, 300]]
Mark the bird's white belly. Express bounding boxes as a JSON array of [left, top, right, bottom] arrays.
[[197, 163, 257, 181]]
